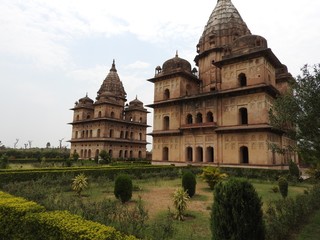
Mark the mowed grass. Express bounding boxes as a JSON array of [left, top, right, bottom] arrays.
[[78, 177, 311, 240]]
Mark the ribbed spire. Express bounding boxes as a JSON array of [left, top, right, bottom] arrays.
[[96, 60, 126, 100], [197, 0, 251, 53]]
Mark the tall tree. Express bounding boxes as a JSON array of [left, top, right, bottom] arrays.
[[269, 64, 320, 164]]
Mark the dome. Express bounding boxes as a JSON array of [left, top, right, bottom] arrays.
[[96, 60, 127, 101], [230, 35, 268, 55], [128, 96, 144, 110], [78, 94, 94, 104], [162, 52, 192, 74]]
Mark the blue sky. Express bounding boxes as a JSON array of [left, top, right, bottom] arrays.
[[1, 0, 319, 149]]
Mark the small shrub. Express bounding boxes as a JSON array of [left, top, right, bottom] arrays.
[[99, 150, 111, 164], [72, 173, 88, 197], [114, 174, 133, 203], [211, 178, 265, 240], [182, 171, 196, 197], [72, 152, 79, 161], [199, 167, 227, 190], [172, 188, 190, 221], [0, 154, 9, 169], [271, 186, 279, 193], [288, 160, 301, 181], [278, 177, 288, 199]]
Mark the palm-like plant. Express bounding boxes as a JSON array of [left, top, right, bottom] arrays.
[[72, 173, 88, 197], [173, 188, 190, 221]]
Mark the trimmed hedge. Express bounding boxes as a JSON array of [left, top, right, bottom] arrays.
[[0, 191, 137, 240], [0, 191, 45, 238], [0, 165, 179, 185], [220, 167, 288, 181]]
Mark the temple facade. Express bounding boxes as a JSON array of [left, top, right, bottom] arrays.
[[69, 61, 149, 160], [148, 0, 296, 167]]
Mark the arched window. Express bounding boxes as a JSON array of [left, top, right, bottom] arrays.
[[86, 114, 91, 119], [139, 133, 142, 140], [240, 146, 249, 164], [75, 131, 78, 139], [120, 131, 124, 138], [90, 130, 92, 138], [239, 108, 248, 125], [206, 112, 214, 122], [207, 147, 214, 162], [111, 112, 115, 118], [130, 132, 134, 139], [125, 131, 129, 139], [85, 130, 89, 138], [196, 113, 203, 123], [138, 151, 142, 159], [130, 150, 133, 158], [163, 147, 169, 161], [76, 115, 80, 121], [196, 147, 203, 162], [139, 117, 143, 123], [95, 149, 99, 158], [119, 150, 123, 158], [98, 111, 102, 118], [82, 131, 85, 138], [84, 149, 87, 159], [88, 149, 92, 159], [97, 129, 101, 137], [109, 129, 114, 138], [164, 89, 170, 100], [163, 116, 170, 130], [186, 114, 193, 124], [109, 149, 113, 158], [124, 150, 128, 158], [186, 147, 193, 162], [80, 149, 84, 158], [238, 73, 247, 87]]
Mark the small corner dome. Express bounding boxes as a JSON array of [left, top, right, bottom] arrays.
[[162, 53, 192, 74], [231, 35, 268, 53], [79, 95, 94, 104], [129, 96, 144, 107]]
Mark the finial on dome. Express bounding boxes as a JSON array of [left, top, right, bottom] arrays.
[[175, 50, 178, 57], [110, 59, 117, 71], [136, 95, 138, 99], [86, 92, 88, 97]]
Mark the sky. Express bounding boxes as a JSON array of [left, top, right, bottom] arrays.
[[0, 0, 319, 149]]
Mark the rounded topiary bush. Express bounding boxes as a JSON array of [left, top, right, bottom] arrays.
[[211, 178, 265, 240], [182, 171, 196, 197], [278, 177, 288, 198], [114, 174, 133, 203]]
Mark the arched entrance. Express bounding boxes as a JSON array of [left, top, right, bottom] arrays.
[[240, 146, 249, 164], [196, 147, 203, 162], [206, 147, 214, 162], [186, 147, 193, 162], [163, 147, 169, 161]]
